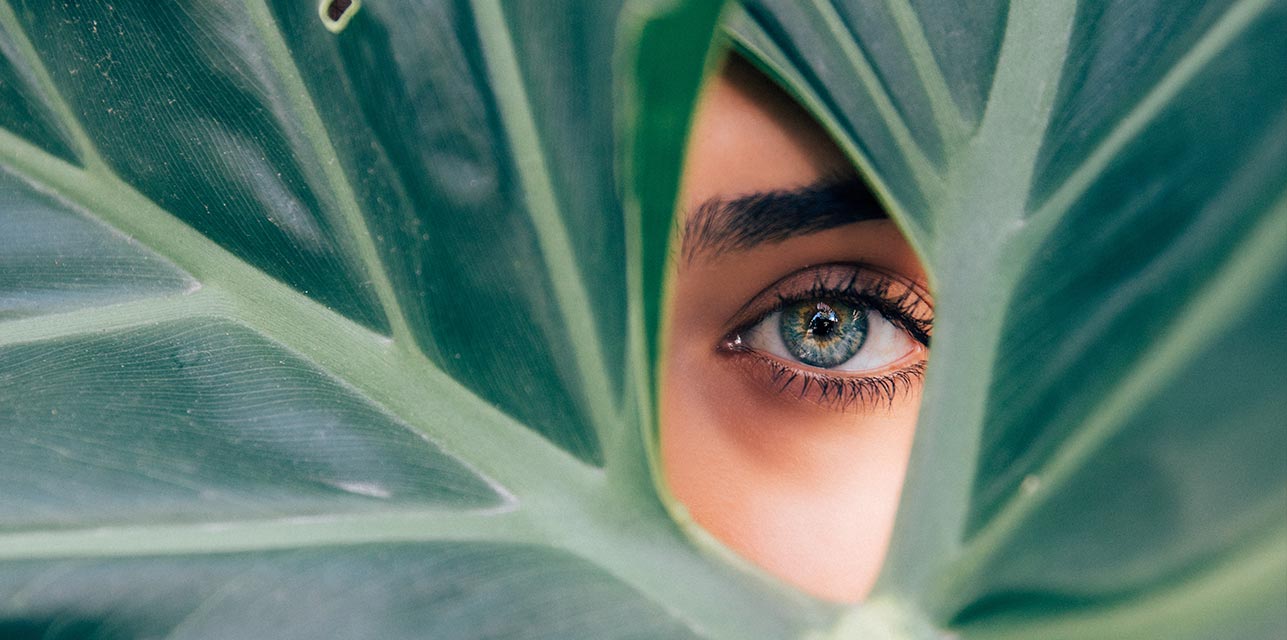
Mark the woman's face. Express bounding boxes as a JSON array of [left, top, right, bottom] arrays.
[[659, 57, 932, 603]]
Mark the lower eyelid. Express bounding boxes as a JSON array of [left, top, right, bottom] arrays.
[[719, 346, 927, 412]]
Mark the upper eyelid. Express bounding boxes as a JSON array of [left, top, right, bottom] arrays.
[[725, 262, 932, 332]]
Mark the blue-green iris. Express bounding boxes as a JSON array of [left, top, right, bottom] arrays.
[[779, 300, 868, 368]]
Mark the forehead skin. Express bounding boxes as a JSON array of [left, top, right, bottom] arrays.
[[680, 57, 852, 212]]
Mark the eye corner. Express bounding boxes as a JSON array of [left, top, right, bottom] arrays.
[[715, 331, 747, 355]]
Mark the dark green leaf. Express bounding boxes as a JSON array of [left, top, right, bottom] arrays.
[[731, 0, 1287, 637], [2, 0, 1284, 637], [0, 0, 832, 637]]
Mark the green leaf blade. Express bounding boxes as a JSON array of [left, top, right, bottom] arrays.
[[970, 2, 1287, 541], [0, 318, 503, 529], [264, 0, 630, 465], [1029, 0, 1246, 210], [7, 0, 393, 333], [0, 169, 194, 319]]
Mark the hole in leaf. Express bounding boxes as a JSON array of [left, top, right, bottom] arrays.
[[319, 0, 360, 33], [327, 0, 352, 21]]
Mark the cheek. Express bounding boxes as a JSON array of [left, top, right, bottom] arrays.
[[660, 339, 921, 602]]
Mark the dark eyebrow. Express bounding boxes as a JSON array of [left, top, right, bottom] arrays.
[[680, 176, 886, 264]]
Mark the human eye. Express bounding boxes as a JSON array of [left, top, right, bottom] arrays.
[[718, 263, 933, 410]]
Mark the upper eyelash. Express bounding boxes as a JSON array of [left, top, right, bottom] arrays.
[[728, 263, 934, 347]]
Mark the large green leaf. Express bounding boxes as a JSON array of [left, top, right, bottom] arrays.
[[1, 0, 1283, 639], [730, 0, 1287, 637], [0, 0, 827, 637]]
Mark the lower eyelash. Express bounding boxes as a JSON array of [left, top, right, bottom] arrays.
[[727, 347, 927, 411]]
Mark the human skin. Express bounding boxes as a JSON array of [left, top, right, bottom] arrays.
[[659, 56, 931, 602]]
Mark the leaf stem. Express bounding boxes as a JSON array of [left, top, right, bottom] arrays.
[[0, 508, 535, 561], [876, 0, 1079, 608]]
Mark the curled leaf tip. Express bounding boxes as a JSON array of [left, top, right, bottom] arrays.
[[319, 0, 361, 33]]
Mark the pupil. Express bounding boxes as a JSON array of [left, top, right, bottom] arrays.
[[808, 304, 838, 339]]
